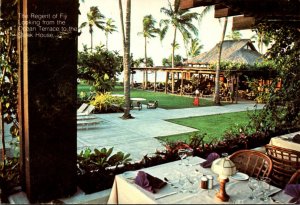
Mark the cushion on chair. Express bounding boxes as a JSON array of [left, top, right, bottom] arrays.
[[147, 100, 158, 109]]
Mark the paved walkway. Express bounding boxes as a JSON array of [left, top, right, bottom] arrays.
[[77, 102, 264, 162]]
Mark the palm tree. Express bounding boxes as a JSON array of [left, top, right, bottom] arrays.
[[79, 6, 105, 50], [215, 17, 228, 105], [186, 38, 203, 58], [160, 0, 199, 93], [225, 30, 242, 40], [138, 15, 160, 90], [104, 18, 117, 49], [119, 0, 133, 119], [251, 30, 272, 53]]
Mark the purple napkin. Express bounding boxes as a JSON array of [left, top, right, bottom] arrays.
[[200, 152, 220, 168], [292, 134, 300, 143], [284, 184, 300, 204], [134, 171, 167, 193]]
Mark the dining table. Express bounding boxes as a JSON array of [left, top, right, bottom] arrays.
[[107, 156, 293, 204], [269, 131, 300, 152]]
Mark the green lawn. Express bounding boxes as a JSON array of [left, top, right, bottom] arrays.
[[111, 86, 232, 109], [156, 111, 257, 143], [78, 83, 257, 144]]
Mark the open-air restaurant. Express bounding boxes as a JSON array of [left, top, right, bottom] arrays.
[[107, 132, 300, 204]]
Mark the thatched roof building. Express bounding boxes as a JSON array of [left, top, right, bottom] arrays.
[[186, 39, 263, 66]]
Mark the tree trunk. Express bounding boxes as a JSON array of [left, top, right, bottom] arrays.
[[171, 27, 177, 94], [121, 0, 133, 119], [145, 36, 148, 90], [215, 17, 228, 105]]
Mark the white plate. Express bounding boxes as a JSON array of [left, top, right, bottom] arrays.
[[123, 171, 137, 179], [231, 172, 249, 181]]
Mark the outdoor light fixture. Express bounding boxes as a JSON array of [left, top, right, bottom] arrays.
[[211, 156, 236, 202]]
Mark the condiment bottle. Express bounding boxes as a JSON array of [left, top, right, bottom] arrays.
[[200, 176, 208, 189], [207, 175, 213, 189]]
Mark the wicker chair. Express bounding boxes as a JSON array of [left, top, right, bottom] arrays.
[[265, 144, 300, 188], [229, 149, 273, 178], [288, 169, 300, 184]]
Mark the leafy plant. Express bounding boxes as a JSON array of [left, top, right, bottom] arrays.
[[77, 45, 123, 93], [0, 157, 20, 202], [77, 147, 131, 194], [90, 92, 125, 113]]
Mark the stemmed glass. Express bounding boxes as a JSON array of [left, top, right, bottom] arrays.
[[260, 177, 271, 202], [178, 149, 187, 165], [248, 177, 259, 200], [185, 148, 194, 166]]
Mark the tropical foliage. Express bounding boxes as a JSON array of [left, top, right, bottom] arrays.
[[249, 23, 300, 135], [138, 14, 160, 89], [90, 92, 125, 113], [104, 18, 117, 49], [162, 54, 184, 67], [79, 6, 106, 50], [77, 45, 123, 93], [159, 0, 199, 68], [0, 0, 19, 163]]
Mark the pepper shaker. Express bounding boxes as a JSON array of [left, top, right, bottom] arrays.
[[200, 176, 208, 189], [207, 175, 213, 189]]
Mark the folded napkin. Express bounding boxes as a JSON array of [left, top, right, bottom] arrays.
[[200, 152, 220, 168], [292, 134, 300, 144], [134, 171, 167, 193], [284, 184, 300, 204]]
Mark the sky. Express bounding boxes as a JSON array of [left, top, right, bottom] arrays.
[[78, 0, 257, 67]]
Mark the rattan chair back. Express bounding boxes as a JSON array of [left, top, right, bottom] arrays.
[[229, 149, 273, 178], [288, 169, 300, 184], [265, 144, 300, 188]]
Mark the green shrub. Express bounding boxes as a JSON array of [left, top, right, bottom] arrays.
[[91, 92, 125, 113]]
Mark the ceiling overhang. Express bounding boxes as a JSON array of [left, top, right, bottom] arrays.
[[180, 0, 300, 30]]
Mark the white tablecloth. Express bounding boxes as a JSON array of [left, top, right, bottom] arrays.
[[269, 131, 300, 151], [107, 157, 292, 204]]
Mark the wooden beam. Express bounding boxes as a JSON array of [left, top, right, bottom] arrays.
[[232, 16, 255, 30], [214, 5, 241, 18], [179, 0, 195, 10], [180, 0, 221, 10]]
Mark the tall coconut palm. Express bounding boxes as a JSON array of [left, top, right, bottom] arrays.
[[215, 17, 228, 105], [104, 18, 117, 49], [160, 0, 199, 93], [138, 15, 160, 90], [119, 0, 133, 119], [79, 6, 105, 50]]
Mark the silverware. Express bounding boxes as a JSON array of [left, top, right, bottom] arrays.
[[164, 177, 178, 188], [155, 191, 177, 200]]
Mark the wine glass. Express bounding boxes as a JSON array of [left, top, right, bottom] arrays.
[[248, 177, 259, 200], [178, 149, 187, 165], [185, 148, 194, 166], [260, 177, 271, 202]]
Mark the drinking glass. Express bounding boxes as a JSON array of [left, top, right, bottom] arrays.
[[178, 149, 187, 165], [185, 148, 194, 166], [260, 177, 271, 202], [248, 177, 259, 200]]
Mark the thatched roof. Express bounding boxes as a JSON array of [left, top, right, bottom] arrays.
[[186, 39, 263, 65]]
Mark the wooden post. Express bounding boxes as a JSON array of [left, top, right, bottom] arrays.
[[171, 71, 174, 93], [180, 71, 184, 96], [165, 71, 168, 94], [19, 0, 78, 202], [154, 70, 157, 92]]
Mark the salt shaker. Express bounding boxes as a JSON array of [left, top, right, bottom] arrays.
[[206, 175, 213, 189], [200, 176, 208, 189]]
